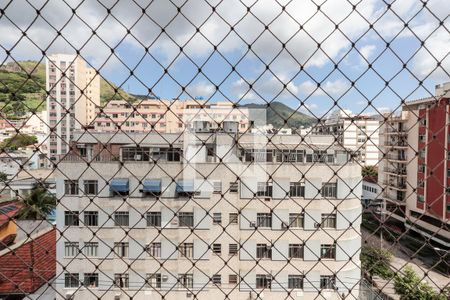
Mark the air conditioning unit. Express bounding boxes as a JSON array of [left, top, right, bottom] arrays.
[[65, 292, 74, 300], [281, 222, 288, 230], [186, 292, 192, 298], [249, 221, 256, 228], [314, 222, 321, 228], [114, 293, 121, 300], [162, 275, 168, 282], [264, 197, 271, 201]]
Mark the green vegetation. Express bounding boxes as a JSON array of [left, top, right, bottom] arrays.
[[0, 134, 38, 150], [362, 165, 378, 178], [17, 184, 56, 220], [0, 60, 135, 114], [361, 246, 394, 279], [394, 266, 447, 300], [242, 101, 316, 128], [0, 172, 7, 182]]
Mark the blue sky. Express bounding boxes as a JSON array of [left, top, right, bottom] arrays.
[[0, 0, 448, 119]]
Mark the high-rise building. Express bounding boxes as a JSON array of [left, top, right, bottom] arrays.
[[311, 110, 381, 166], [94, 99, 251, 133], [54, 127, 362, 300], [46, 54, 100, 162], [379, 82, 450, 247]]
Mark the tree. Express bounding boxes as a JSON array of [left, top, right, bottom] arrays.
[[7, 93, 26, 116], [0, 133, 38, 150], [0, 172, 7, 182], [362, 165, 378, 179], [393, 266, 447, 300], [17, 185, 56, 220], [361, 246, 393, 279]]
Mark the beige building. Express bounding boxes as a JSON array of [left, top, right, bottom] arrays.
[[311, 109, 381, 166], [55, 128, 362, 300], [93, 99, 251, 133], [379, 82, 450, 248], [46, 54, 100, 162]]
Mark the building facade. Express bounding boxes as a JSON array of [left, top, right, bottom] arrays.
[[379, 82, 450, 248], [93, 99, 251, 133], [54, 128, 362, 300], [311, 109, 380, 166], [46, 54, 100, 162]]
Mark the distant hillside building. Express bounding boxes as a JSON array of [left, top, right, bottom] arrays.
[[93, 99, 251, 133], [311, 110, 380, 166], [46, 54, 100, 162]]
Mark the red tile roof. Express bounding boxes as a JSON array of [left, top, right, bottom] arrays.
[[0, 228, 56, 294]]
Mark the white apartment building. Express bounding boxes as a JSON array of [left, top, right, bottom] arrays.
[[311, 110, 380, 166], [46, 54, 100, 162], [54, 126, 362, 300]]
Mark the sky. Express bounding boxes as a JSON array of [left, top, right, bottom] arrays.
[[0, 0, 449, 119]]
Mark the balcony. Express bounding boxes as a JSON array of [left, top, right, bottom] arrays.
[[386, 154, 407, 162], [382, 180, 407, 190], [383, 167, 407, 176]]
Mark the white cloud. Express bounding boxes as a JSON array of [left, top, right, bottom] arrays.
[[299, 79, 350, 97], [185, 82, 216, 98], [359, 45, 376, 62]]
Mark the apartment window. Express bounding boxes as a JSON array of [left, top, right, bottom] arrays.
[[321, 214, 337, 228], [146, 273, 161, 288], [320, 244, 336, 259], [212, 243, 222, 255], [114, 274, 129, 288], [84, 273, 98, 288], [213, 181, 222, 193], [289, 213, 304, 228], [256, 244, 272, 259], [114, 242, 129, 257], [229, 213, 238, 224], [256, 274, 272, 289], [213, 213, 222, 225], [64, 180, 78, 195], [320, 275, 336, 289], [64, 273, 79, 288], [229, 274, 238, 285], [179, 274, 194, 289], [229, 244, 238, 256], [83, 242, 98, 257], [64, 211, 79, 226], [179, 243, 194, 258], [321, 183, 337, 198], [417, 195, 425, 203], [419, 164, 426, 173], [84, 180, 98, 195], [229, 182, 238, 193], [84, 211, 98, 226], [147, 243, 161, 258], [419, 134, 426, 142], [114, 212, 129, 226], [64, 242, 79, 257], [257, 181, 273, 197], [212, 274, 221, 285], [289, 244, 304, 259], [178, 212, 194, 227], [288, 275, 304, 289], [256, 213, 272, 228], [146, 212, 161, 227], [289, 182, 305, 197]]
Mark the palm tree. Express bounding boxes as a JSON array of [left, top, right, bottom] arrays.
[[17, 185, 56, 220]]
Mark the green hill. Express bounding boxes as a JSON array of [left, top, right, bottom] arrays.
[[0, 60, 134, 113], [242, 101, 316, 128]]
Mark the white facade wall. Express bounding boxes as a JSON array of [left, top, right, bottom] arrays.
[[54, 134, 362, 300]]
